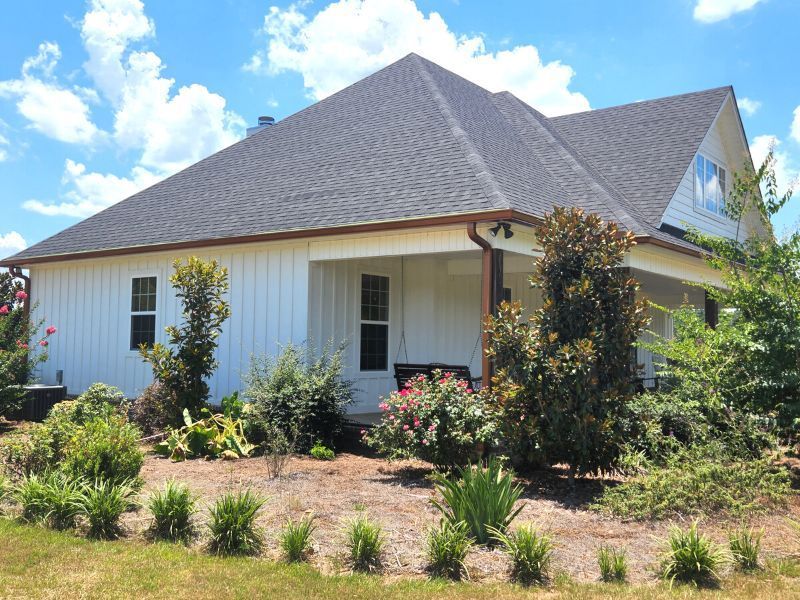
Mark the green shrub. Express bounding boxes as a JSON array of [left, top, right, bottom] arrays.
[[70, 383, 126, 423], [597, 545, 627, 583], [344, 514, 384, 573], [80, 478, 137, 540], [62, 415, 144, 485], [489, 524, 553, 586], [147, 479, 197, 542], [261, 424, 295, 479], [592, 444, 790, 520], [485, 207, 648, 476], [38, 471, 84, 531], [129, 382, 181, 435], [729, 526, 762, 572], [660, 522, 726, 586], [278, 515, 316, 563], [366, 370, 498, 468], [426, 519, 472, 580], [309, 442, 334, 461], [431, 457, 523, 545], [13, 472, 50, 523], [140, 257, 231, 415], [154, 408, 255, 461], [244, 343, 353, 451], [207, 490, 266, 556]]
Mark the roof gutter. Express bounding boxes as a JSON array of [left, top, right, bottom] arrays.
[[0, 209, 541, 268]]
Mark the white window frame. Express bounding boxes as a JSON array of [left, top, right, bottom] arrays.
[[358, 271, 391, 374], [693, 153, 728, 219], [129, 274, 159, 352]]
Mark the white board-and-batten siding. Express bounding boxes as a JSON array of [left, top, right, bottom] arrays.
[[28, 242, 309, 403]]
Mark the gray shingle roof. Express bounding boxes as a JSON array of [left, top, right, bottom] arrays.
[[5, 54, 730, 263]]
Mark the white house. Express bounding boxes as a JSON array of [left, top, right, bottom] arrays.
[[1, 54, 762, 417]]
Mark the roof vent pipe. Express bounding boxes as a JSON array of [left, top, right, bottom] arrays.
[[246, 115, 275, 137]]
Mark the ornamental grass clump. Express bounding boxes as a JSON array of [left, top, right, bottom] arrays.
[[366, 370, 497, 468], [80, 478, 137, 540], [14, 472, 52, 524], [597, 545, 628, 583], [344, 514, 384, 573], [426, 519, 473, 580], [39, 471, 84, 531], [147, 479, 197, 542], [660, 521, 726, 587], [431, 457, 523, 545], [729, 526, 762, 572], [278, 515, 316, 563], [489, 524, 553, 586], [207, 490, 266, 556]]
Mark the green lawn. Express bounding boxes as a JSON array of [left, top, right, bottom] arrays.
[[0, 520, 799, 599]]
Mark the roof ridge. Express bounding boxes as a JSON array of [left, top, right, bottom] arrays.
[[550, 85, 732, 120], [494, 91, 646, 232], [411, 54, 510, 211]]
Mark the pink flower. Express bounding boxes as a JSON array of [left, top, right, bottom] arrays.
[[399, 389, 409, 397], [466, 389, 473, 393], [413, 418, 421, 427], [39, 340, 48, 347], [16, 340, 28, 350], [0, 305, 8, 315], [399, 404, 407, 411], [360, 429, 366, 435], [15, 290, 27, 301], [45, 326, 57, 336], [378, 402, 389, 411], [403, 424, 410, 431], [428, 424, 436, 431], [388, 415, 395, 421], [421, 439, 429, 445]]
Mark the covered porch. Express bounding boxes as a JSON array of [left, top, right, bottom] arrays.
[[306, 224, 719, 416]]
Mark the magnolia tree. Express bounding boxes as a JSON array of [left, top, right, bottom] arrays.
[[0, 273, 57, 415], [486, 207, 649, 477], [140, 257, 231, 416]]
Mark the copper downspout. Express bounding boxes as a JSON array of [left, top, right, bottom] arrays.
[[467, 223, 494, 389], [8, 266, 30, 318]]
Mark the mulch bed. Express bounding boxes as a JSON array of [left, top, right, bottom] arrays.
[[132, 451, 800, 583]]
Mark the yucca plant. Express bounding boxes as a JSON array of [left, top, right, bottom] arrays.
[[207, 489, 266, 556], [13, 472, 50, 524], [40, 471, 84, 531], [344, 513, 384, 572], [279, 515, 316, 562], [147, 479, 197, 542], [660, 521, 726, 586], [488, 523, 553, 586], [597, 545, 628, 582], [80, 478, 137, 540], [729, 526, 762, 572], [426, 519, 473, 580], [431, 457, 523, 545]]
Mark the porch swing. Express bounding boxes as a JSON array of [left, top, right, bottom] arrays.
[[392, 256, 483, 390]]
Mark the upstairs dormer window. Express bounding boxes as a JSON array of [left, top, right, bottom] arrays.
[[694, 154, 727, 217]]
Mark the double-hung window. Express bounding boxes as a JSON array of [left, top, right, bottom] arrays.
[[130, 276, 157, 350], [694, 154, 727, 217], [359, 274, 389, 371]]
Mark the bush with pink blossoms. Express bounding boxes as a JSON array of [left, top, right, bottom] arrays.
[[365, 370, 499, 468]]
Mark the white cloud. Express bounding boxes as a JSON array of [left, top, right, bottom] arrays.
[[23, 159, 160, 218], [693, 0, 764, 23], [0, 231, 27, 259], [0, 42, 102, 145], [750, 134, 798, 198], [791, 105, 800, 144], [737, 96, 761, 117], [0, 132, 8, 162], [82, 0, 245, 174], [246, 0, 590, 116]]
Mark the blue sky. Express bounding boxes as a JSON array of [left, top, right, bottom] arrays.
[[1, 0, 798, 259]]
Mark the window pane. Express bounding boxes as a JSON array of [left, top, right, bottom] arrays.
[[695, 155, 705, 207], [360, 323, 388, 371], [705, 160, 717, 213], [360, 274, 389, 322], [718, 168, 726, 215], [131, 277, 157, 312], [130, 314, 156, 350]]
